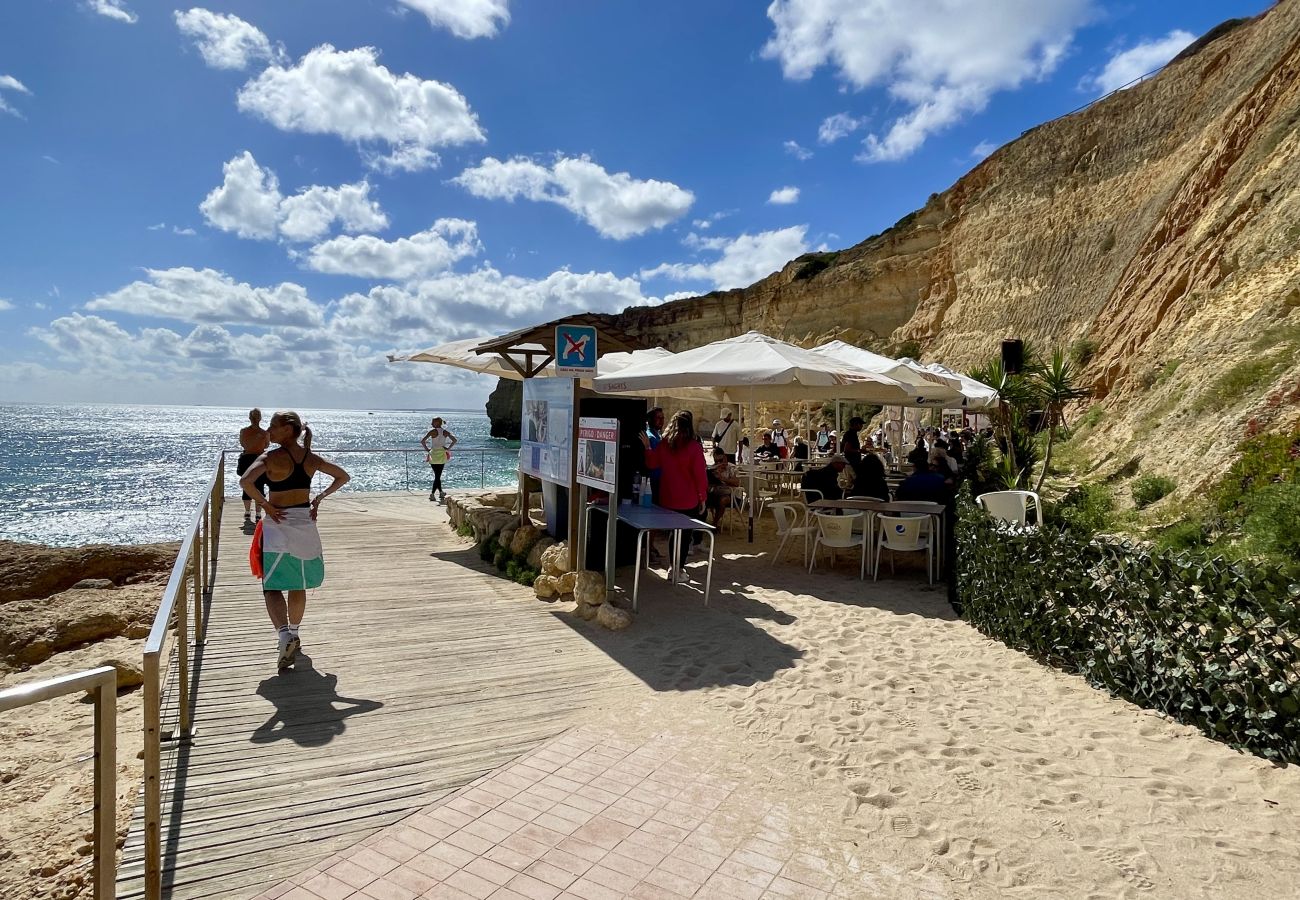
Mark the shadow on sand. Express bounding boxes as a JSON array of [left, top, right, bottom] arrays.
[[252, 654, 383, 748]]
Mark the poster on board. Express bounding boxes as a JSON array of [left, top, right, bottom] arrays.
[[520, 377, 573, 486], [576, 417, 618, 493]]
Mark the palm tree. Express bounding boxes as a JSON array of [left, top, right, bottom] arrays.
[[1032, 348, 1090, 493]]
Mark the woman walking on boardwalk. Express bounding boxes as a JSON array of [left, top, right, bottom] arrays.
[[421, 416, 458, 502], [240, 412, 350, 671]]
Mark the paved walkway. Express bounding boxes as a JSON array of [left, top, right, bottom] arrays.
[[257, 728, 852, 900]]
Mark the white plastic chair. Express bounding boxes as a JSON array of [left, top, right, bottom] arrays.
[[809, 512, 868, 579], [769, 502, 814, 567], [874, 514, 933, 584], [975, 490, 1041, 527]]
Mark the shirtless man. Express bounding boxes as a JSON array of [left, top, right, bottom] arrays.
[[237, 408, 271, 526]]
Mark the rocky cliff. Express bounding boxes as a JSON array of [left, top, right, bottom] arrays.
[[576, 3, 1299, 492]]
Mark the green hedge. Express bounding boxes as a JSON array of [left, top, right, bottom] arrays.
[[957, 500, 1300, 762]]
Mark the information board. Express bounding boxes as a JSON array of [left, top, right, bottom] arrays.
[[576, 417, 618, 493], [520, 377, 573, 486]]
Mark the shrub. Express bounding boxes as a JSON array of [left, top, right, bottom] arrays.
[[493, 548, 509, 571], [893, 339, 923, 360], [1075, 405, 1105, 431], [1212, 428, 1300, 517], [1068, 337, 1098, 367], [1194, 358, 1283, 412], [1241, 482, 1300, 565], [478, 537, 497, 562], [1153, 519, 1210, 553], [1052, 482, 1114, 534], [505, 560, 520, 580], [514, 568, 538, 587], [1132, 475, 1177, 508], [957, 498, 1300, 762]]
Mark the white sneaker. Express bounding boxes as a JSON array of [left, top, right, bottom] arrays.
[[276, 631, 299, 671]]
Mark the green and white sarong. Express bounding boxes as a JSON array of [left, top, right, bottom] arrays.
[[261, 507, 325, 591]]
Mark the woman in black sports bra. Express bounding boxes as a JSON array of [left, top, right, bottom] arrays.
[[239, 411, 350, 671]]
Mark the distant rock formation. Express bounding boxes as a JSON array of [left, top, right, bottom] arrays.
[[0, 540, 177, 605], [486, 378, 522, 439]]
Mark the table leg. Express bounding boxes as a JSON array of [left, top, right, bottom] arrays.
[[703, 530, 714, 606], [633, 531, 644, 612]]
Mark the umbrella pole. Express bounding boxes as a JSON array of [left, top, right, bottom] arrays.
[[748, 392, 756, 543]]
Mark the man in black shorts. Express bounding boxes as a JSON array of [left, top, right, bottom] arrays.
[[237, 408, 270, 527]]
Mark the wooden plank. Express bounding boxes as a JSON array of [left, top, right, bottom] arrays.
[[117, 491, 634, 900]]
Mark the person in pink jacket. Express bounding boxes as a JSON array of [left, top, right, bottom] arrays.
[[639, 409, 709, 581]]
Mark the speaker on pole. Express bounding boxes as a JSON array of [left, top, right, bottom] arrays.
[[1001, 339, 1024, 375]]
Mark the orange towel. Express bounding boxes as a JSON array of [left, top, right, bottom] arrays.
[[249, 519, 264, 579]]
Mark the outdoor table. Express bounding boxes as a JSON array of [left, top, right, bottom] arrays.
[[585, 502, 715, 611], [810, 498, 945, 578]]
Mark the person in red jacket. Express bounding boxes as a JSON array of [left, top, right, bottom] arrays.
[[639, 409, 708, 582]]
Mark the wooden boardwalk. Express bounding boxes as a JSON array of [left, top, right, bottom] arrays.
[[117, 492, 639, 900]]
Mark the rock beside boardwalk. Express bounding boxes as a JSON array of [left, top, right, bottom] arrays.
[[509, 524, 542, 557], [573, 571, 606, 607], [540, 543, 571, 577], [596, 602, 633, 631], [526, 536, 556, 569], [0, 539, 177, 605], [533, 574, 560, 600]]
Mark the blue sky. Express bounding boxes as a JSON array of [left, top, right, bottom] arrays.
[[0, 0, 1271, 409]]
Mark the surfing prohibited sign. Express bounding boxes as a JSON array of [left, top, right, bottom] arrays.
[[555, 323, 598, 375]]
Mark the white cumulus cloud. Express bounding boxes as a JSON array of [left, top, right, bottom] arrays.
[[394, 0, 510, 39], [0, 75, 31, 118], [85, 267, 325, 328], [200, 151, 388, 242], [305, 219, 481, 280], [1086, 30, 1195, 96], [768, 186, 800, 205], [175, 8, 283, 70], [237, 45, 485, 171], [783, 139, 813, 160], [87, 0, 136, 24], [0, 299, 14, 311], [971, 140, 998, 159], [763, 0, 1091, 162], [818, 112, 867, 144], [454, 155, 694, 239], [642, 225, 811, 291]]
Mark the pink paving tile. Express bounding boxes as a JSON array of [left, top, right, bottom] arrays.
[[741, 839, 792, 862], [384, 866, 440, 894], [500, 831, 552, 861], [445, 867, 500, 900], [445, 829, 496, 856], [504, 873, 562, 900], [564, 877, 624, 900], [702, 870, 768, 900], [350, 848, 402, 877], [486, 890, 532, 900], [486, 843, 542, 872], [465, 856, 521, 887], [545, 803, 595, 828], [464, 818, 515, 845], [729, 849, 784, 876], [658, 853, 717, 885], [623, 828, 680, 857], [585, 775, 632, 797], [461, 788, 507, 809], [599, 850, 653, 881], [409, 814, 460, 841], [574, 784, 623, 807], [611, 837, 669, 868], [358, 877, 419, 900], [511, 764, 553, 785], [325, 859, 378, 890], [775, 862, 836, 892], [531, 812, 581, 836], [478, 779, 522, 802], [556, 838, 608, 865], [642, 865, 706, 897], [717, 857, 778, 891], [626, 882, 681, 900], [276, 889, 322, 900], [529, 783, 576, 805], [496, 798, 547, 822], [511, 789, 557, 814], [390, 824, 439, 852], [516, 821, 570, 847], [447, 796, 496, 818], [560, 791, 608, 816], [570, 816, 636, 850], [650, 808, 706, 832], [763, 875, 830, 899], [639, 818, 691, 844], [405, 853, 458, 882], [481, 808, 530, 833], [576, 864, 639, 895], [430, 806, 476, 830], [667, 844, 726, 873], [540, 846, 595, 878], [540, 774, 585, 794], [300, 872, 355, 900], [523, 860, 578, 891], [423, 882, 478, 899], [426, 841, 479, 870]]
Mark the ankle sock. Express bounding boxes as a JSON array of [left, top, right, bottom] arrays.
[[287, 624, 300, 638]]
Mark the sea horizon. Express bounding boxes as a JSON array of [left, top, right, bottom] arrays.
[[0, 401, 519, 547]]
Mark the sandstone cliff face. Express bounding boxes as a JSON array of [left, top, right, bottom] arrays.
[[593, 3, 1300, 491]]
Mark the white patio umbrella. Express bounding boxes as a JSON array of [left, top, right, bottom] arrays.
[[910, 360, 999, 409], [592, 331, 916, 540], [809, 341, 963, 406], [390, 340, 681, 390]]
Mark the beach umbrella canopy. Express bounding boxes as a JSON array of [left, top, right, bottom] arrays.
[[391, 341, 678, 387], [808, 341, 963, 406], [900, 359, 999, 409]]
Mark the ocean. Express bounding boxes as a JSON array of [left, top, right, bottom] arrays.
[[0, 403, 520, 547]]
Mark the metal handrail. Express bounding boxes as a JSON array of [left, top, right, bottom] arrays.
[[140, 451, 224, 900], [223, 445, 521, 492], [0, 666, 118, 899]]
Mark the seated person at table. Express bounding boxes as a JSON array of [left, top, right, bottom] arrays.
[[705, 447, 740, 526], [754, 431, 781, 461], [907, 435, 930, 468], [895, 457, 951, 504], [801, 453, 848, 502], [850, 446, 890, 500]]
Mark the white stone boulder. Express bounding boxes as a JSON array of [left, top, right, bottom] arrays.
[[509, 524, 542, 557], [573, 601, 599, 621], [526, 536, 556, 569], [540, 542, 571, 577], [557, 571, 578, 595], [533, 574, 560, 600], [573, 571, 606, 607]]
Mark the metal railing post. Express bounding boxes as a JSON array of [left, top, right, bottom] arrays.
[[143, 652, 161, 900], [173, 560, 194, 740], [93, 671, 117, 900]]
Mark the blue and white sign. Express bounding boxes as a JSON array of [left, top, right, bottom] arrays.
[[555, 324, 597, 375]]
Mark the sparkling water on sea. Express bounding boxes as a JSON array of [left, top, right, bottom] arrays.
[[0, 403, 520, 547]]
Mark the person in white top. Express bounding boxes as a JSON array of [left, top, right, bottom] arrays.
[[711, 409, 740, 462], [771, 419, 789, 459], [421, 416, 458, 502]]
